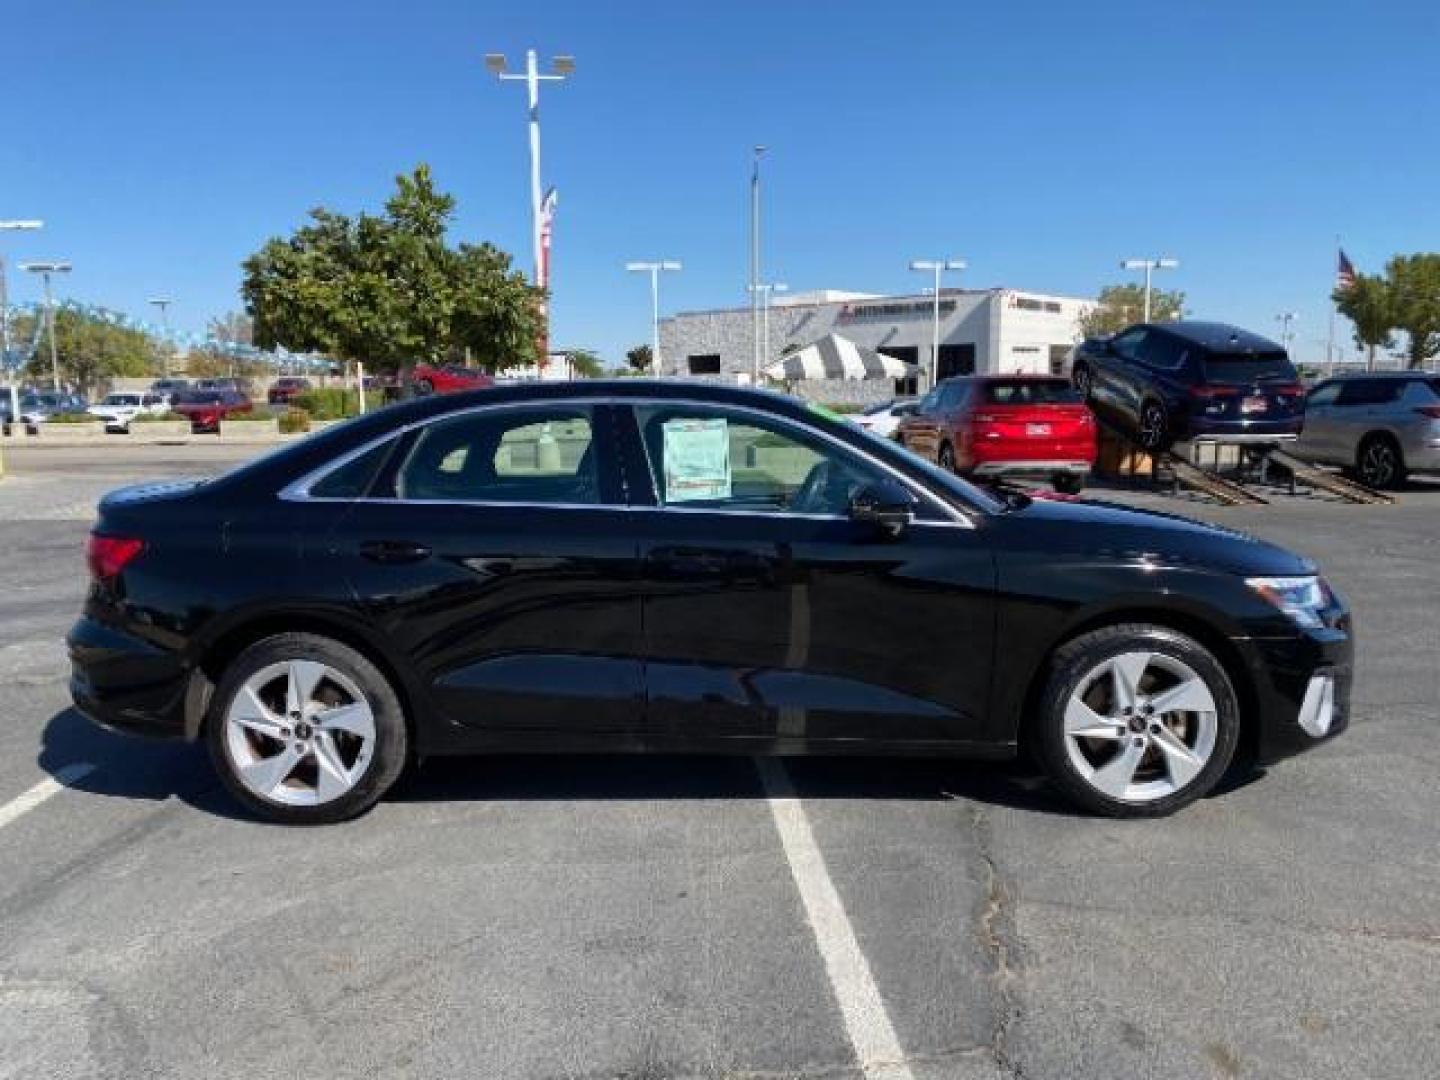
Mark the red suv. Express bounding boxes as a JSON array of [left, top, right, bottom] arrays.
[[410, 363, 495, 395], [897, 375, 1097, 492], [266, 377, 312, 405]]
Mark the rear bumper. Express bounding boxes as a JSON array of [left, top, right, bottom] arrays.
[[1239, 626, 1354, 765], [67, 615, 193, 739], [1185, 417, 1302, 442], [972, 459, 1092, 478]]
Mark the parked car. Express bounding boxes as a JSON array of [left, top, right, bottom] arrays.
[[194, 377, 250, 394], [172, 389, 253, 432], [851, 397, 916, 440], [68, 381, 1351, 824], [410, 363, 495, 395], [12, 390, 88, 429], [149, 378, 190, 405], [267, 377, 314, 406], [87, 392, 167, 432], [896, 376, 1096, 493], [1071, 321, 1306, 451], [1295, 373, 1440, 489]]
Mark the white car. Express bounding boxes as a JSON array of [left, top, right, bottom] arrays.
[[852, 397, 917, 440], [88, 392, 166, 432]]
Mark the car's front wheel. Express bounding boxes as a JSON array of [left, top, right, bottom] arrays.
[[1033, 623, 1240, 817], [937, 442, 956, 472], [1137, 400, 1170, 452], [1355, 433, 1405, 489], [207, 633, 408, 824]]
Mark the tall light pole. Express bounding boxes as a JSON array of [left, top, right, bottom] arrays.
[[748, 282, 788, 370], [909, 259, 967, 389], [1276, 311, 1298, 353], [625, 261, 682, 374], [0, 220, 43, 421], [21, 261, 71, 392], [148, 297, 173, 377], [485, 49, 574, 358], [749, 145, 766, 385], [1120, 257, 1179, 323]]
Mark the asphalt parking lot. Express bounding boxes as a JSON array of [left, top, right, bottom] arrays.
[[1, 443, 1436, 1080]]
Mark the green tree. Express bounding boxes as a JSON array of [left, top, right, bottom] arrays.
[[1384, 253, 1440, 370], [625, 343, 653, 372], [241, 165, 543, 372], [17, 304, 155, 394], [206, 310, 254, 346], [1079, 284, 1187, 337], [1333, 274, 1395, 370]]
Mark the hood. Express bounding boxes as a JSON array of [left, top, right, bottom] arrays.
[[993, 497, 1312, 578]]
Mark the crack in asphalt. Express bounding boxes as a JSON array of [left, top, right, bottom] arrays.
[[965, 804, 1026, 1080]]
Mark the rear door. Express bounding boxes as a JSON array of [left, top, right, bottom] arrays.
[[323, 402, 646, 749]]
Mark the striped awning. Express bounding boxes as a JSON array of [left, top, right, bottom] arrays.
[[762, 334, 914, 382]]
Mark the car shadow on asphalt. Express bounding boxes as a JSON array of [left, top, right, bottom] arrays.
[[39, 706, 1267, 824]]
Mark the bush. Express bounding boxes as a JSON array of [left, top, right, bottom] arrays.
[[47, 412, 99, 424], [820, 401, 865, 414], [293, 387, 360, 420], [277, 407, 311, 434], [131, 411, 186, 422]]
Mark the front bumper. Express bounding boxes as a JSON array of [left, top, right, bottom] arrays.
[[67, 615, 192, 739], [1240, 626, 1354, 765]]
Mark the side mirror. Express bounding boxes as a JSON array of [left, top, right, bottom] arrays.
[[848, 479, 917, 539]]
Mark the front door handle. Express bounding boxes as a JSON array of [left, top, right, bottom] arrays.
[[359, 539, 432, 564]]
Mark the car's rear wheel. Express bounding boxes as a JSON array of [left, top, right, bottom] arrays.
[[1356, 433, 1405, 489], [938, 442, 956, 472], [207, 633, 408, 824], [1137, 400, 1170, 452], [1052, 472, 1085, 495], [1033, 623, 1240, 817], [414, 378, 434, 396]]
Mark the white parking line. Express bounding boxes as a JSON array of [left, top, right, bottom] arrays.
[[0, 764, 95, 831], [756, 758, 917, 1080]]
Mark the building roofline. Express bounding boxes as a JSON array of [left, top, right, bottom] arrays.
[[663, 286, 1095, 321]]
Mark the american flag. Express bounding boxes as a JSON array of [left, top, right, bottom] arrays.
[[1336, 249, 1357, 290]]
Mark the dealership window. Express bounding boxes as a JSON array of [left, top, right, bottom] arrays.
[[687, 354, 722, 375], [1049, 344, 1072, 376]]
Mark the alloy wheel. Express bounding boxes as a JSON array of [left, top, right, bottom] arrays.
[[1139, 403, 1167, 450], [938, 444, 956, 471], [224, 660, 377, 807], [1063, 651, 1218, 804], [1359, 439, 1397, 488], [1074, 366, 1091, 399]]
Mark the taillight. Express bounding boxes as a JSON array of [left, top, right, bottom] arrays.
[[87, 535, 145, 581], [1189, 385, 1240, 399], [1415, 406, 1440, 419]]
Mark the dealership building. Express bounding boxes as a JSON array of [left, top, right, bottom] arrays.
[[658, 286, 1094, 401]]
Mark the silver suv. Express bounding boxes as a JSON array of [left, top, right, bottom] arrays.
[[1296, 374, 1440, 488]]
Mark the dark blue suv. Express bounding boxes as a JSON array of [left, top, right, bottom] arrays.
[[1072, 321, 1305, 451]]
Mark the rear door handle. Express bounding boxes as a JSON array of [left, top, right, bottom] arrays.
[[359, 540, 432, 564]]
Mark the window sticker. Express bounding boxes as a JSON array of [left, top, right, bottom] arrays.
[[661, 418, 731, 502]]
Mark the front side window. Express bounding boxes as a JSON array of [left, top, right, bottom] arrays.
[[1110, 328, 1148, 360], [396, 407, 599, 504], [632, 403, 884, 517]]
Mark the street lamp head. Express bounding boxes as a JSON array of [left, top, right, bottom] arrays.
[[552, 55, 575, 75], [944, 260, 968, 271], [484, 52, 507, 75], [773, 283, 788, 292], [910, 260, 939, 271], [624, 262, 652, 272], [147, 296, 172, 306], [660, 261, 682, 272], [0, 220, 43, 231], [1121, 259, 1147, 270], [20, 261, 70, 274], [1157, 258, 1180, 269]]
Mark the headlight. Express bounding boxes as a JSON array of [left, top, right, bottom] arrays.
[[1246, 575, 1330, 629]]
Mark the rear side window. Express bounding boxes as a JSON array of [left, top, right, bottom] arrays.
[[980, 380, 1080, 405], [1201, 351, 1298, 385], [1336, 380, 1404, 406], [1141, 335, 1189, 372], [311, 438, 397, 499], [396, 407, 599, 504]]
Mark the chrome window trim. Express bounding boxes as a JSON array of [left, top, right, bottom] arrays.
[[278, 394, 979, 527]]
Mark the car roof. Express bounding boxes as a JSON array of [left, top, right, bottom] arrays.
[[1144, 321, 1283, 354]]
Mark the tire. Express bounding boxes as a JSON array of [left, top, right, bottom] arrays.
[[1355, 433, 1406, 490], [1072, 364, 1093, 400], [1032, 623, 1240, 818], [206, 633, 409, 824], [1137, 399, 1171, 452], [414, 379, 434, 396], [938, 442, 956, 472], [1052, 472, 1085, 495]]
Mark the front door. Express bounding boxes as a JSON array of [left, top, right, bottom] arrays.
[[327, 402, 646, 749], [617, 400, 996, 750]]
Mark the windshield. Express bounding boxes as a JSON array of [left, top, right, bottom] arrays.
[[843, 419, 1007, 515], [980, 380, 1081, 405], [1203, 352, 1298, 384]]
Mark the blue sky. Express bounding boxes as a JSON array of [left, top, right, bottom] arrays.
[[2, 0, 1437, 365]]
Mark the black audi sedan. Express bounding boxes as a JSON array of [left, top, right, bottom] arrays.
[[68, 381, 1351, 823], [1071, 321, 1307, 451]]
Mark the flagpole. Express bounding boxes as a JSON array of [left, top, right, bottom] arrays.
[[1327, 234, 1338, 373]]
